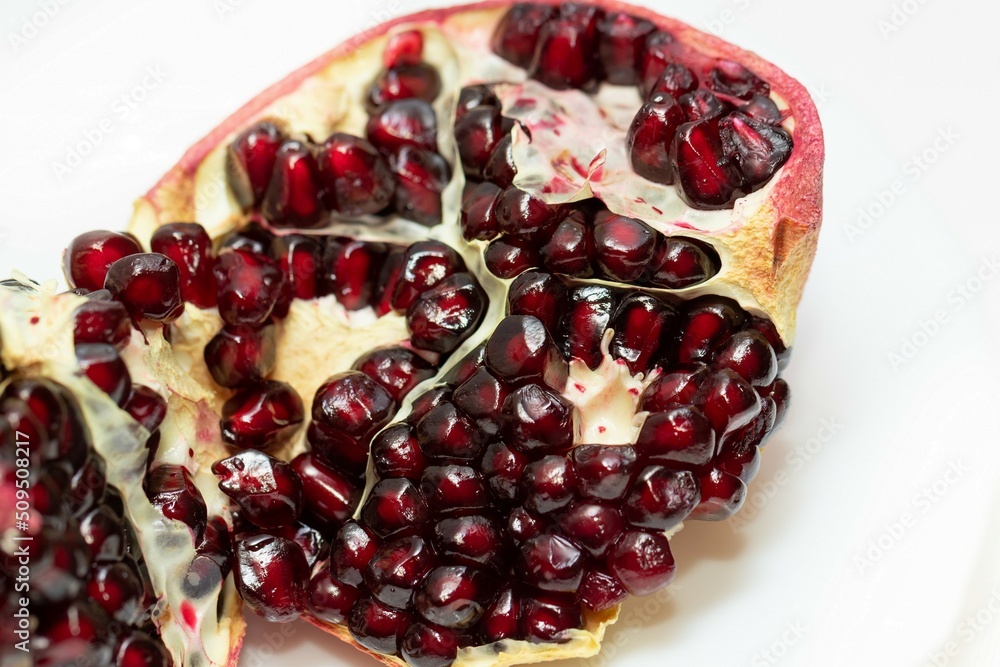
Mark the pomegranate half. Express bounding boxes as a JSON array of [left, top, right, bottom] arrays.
[[0, 2, 822, 666]]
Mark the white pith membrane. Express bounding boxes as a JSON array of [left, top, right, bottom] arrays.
[[0, 3, 820, 667]]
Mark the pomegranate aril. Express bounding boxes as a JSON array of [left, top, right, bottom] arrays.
[[220, 380, 304, 450], [415, 565, 495, 629], [367, 99, 438, 155], [332, 520, 381, 587], [520, 592, 583, 643], [290, 453, 363, 529], [484, 237, 542, 279], [460, 181, 502, 241], [501, 384, 574, 454], [406, 385, 452, 426], [308, 569, 360, 625], [478, 585, 520, 643], [749, 316, 790, 369], [480, 441, 527, 504], [740, 94, 783, 125], [558, 502, 624, 558], [636, 405, 716, 466], [518, 532, 585, 593], [624, 466, 700, 531], [456, 105, 503, 177], [361, 478, 429, 538], [115, 631, 172, 667], [227, 121, 284, 208], [392, 240, 465, 311], [145, 464, 207, 541], [507, 270, 568, 335], [610, 293, 679, 374], [717, 408, 768, 482], [79, 506, 127, 562], [365, 534, 437, 609], [401, 622, 460, 667], [384, 29, 425, 68], [234, 533, 310, 622], [349, 596, 412, 654], [689, 466, 747, 520], [541, 214, 594, 278], [272, 233, 323, 302], [495, 187, 562, 243], [264, 520, 329, 568], [487, 315, 569, 390], [104, 253, 185, 325], [627, 92, 685, 185], [391, 146, 451, 226], [571, 444, 637, 501], [73, 299, 132, 349], [648, 63, 698, 99], [308, 421, 369, 477], [714, 329, 778, 386], [372, 423, 427, 479], [522, 455, 577, 514], [679, 89, 734, 122], [312, 371, 396, 448], [186, 515, 234, 593], [204, 323, 276, 388], [433, 515, 505, 572], [597, 12, 655, 85], [407, 273, 487, 354], [593, 211, 656, 282], [709, 59, 770, 100], [508, 507, 544, 545], [563, 285, 616, 370], [64, 230, 142, 292], [69, 453, 108, 516], [416, 402, 486, 461], [86, 560, 146, 624], [719, 111, 793, 187], [649, 236, 721, 289], [608, 530, 675, 596], [762, 378, 791, 429], [75, 343, 131, 406], [368, 63, 443, 111], [261, 140, 326, 229], [150, 222, 217, 308], [452, 367, 508, 437], [324, 239, 386, 311], [315, 134, 395, 218], [696, 369, 762, 435], [355, 346, 435, 405], [673, 118, 745, 209], [421, 465, 489, 514], [37, 599, 113, 666], [677, 296, 747, 363], [441, 342, 486, 386], [457, 84, 500, 122], [484, 133, 518, 188], [528, 4, 602, 91], [213, 450, 302, 529], [213, 249, 285, 326], [578, 569, 628, 612], [639, 30, 677, 97], [492, 3, 555, 68]]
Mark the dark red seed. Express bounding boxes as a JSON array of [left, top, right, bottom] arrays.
[[520, 592, 583, 642], [627, 92, 685, 185], [383, 30, 424, 68], [391, 146, 452, 226], [290, 453, 363, 530], [636, 406, 715, 466], [717, 403, 769, 483], [678, 89, 734, 122], [540, 212, 594, 278], [571, 445, 637, 502], [325, 239, 387, 311], [307, 422, 370, 478], [432, 515, 505, 572], [406, 386, 452, 427], [648, 236, 720, 289], [421, 465, 489, 514], [709, 60, 770, 100], [64, 230, 142, 292], [227, 121, 284, 208], [593, 211, 656, 282], [452, 367, 508, 437], [220, 380, 305, 450], [486, 315, 569, 390], [597, 12, 655, 85], [484, 237, 542, 279], [331, 521, 381, 587], [578, 569, 628, 612], [416, 565, 495, 629], [262, 520, 328, 568], [624, 467, 700, 531], [460, 181, 503, 241], [261, 140, 326, 229], [695, 369, 761, 435], [145, 464, 207, 541], [354, 346, 435, 404], [69, 453, 108, 516], [521, 455, 577, 514], [367, 99, 438, 155], [271, 234, 323, 305], [213, 249, 285, 326], [647, 63, 698, 99], [477, 586, 520, 643], [204, 323, 276, 388], [740, 94, 783, 124], [749, 316, 790, 369], [507, 507, 544, 545], [456, 85, 500, 123], [518, 533, 584, 593], [718, 111, 793, 187], [79, 507, 127, 562], [349, 596, 412, 654], [495, 187, 562, 243], [221, 221, 275, 255], [673, 118, 745, 209], [558, 502, 624, 558], [150, 222, 217, 308], [317, 133, 395, 216], [456, 105, 503, 177], [73, 299, 132, 349], [365, 534, 436, 609], [640, 364, 710, 411], [372, 424, 426, 480], [392, 241, 465, 311], [501, 384, 574, 454], [312, 370, 397, 446], [639, 31, 677, 97], [506, 270, 569, 335], [104, 253, 185, 325], [86, 561, 145, 624], [373, 248, 407, 316], [360, 478, 429, 538], [75, 343, 131, 406], [677, 296, 747, 363], [234, 534, 310, 622], [528, 4, 602, 91], [609, 293, 679, 374], [407, 273, 487, 354], [492, 3, 555, 68], [562, 285, 616, 370], [714, 329, 778, 386], [213, 450, 303, 529], [608, 531, 676, 596], [689, 466, 747, 520], [415, 402, 486, 461], [401, 622, 459, 667], [368, 63, 443, 111], [762, 378, 791, 429], [441, 342, 486, 386], [483, 134, 518, 188], [36, 599, 112, 665], [480, 441, 527, 504], [115, 631, 172, 667], [308, 569, 360, 625]]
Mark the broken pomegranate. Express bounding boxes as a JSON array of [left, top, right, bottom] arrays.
[[2, 2, 821, 666]]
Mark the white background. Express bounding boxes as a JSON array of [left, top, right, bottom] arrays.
[[2, 1, 999, 666]]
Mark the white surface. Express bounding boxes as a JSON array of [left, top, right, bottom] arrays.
[[2, 1, 999, 666]]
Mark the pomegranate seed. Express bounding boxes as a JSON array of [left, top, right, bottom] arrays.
[[79, 507, 126, 562], [188, 515, 234, 587], [213, 249, 285, 326], [220, 380, 304, 450], [673, 118, 746, 209], [521, 455, 577, 514], [367, 99, 438, 154], [104, 253, 185, 325], [416, 565, 495, 629], [30, 521, 91, 604], [719, 111, 793, 187], [484, 133, 518, 188], [456, 105, 503, 177], [372, 424, 427, 480], [627, 92, 685, 185], [520, 592, 583, 642], [649, 236, 720, 289], [312, 370, 397, 447], [263, 520, 329, 568], [709, 60, 770, 100], [316, 133, 395, 217], [528, 4, 602, 91], [213, 450, 303, 529], [73, 299, 132, 349], [86, 561, 145, 623], [308, 569, 360, 625], [609, 293, 679, 374], [593, 211, 656, 282], [227, 121, 284, 208], [271, 234, 323, 305], [558, 502, 624, 557], [36, 599, 112, 664], [415, 402, 486, 461], [406, 386, 452, 426], [625, 466, 700, 531], [690, 466, 747, 520], [749, 316, 790, 369], [290, 452, 363, 529], [145, 464, 207, 541], [354, 346, 435, 404], [696, 369, 762, 435], [486, 315, 569, 390], [563, 285, 616, 369], [495, 187, 562, 243], [597, 12, 655, 85], [501, 384, 574, 454], [407, 273, 486, 354], [115, 631, 172, 667], [460, 181, 502, 241], [233, 534, 310, 622], [647, 63, 698, 99], [261, 140, 326, 229], [325, 239, 387, 311], [221, 221, 275, 255], [717, 406, 769, 482], [714, 329, 778, 386], [64, 230, 142, 292], [331, 521, 381, 587], [456, 85, 500, 123], [453, 367, 509, 437], [349, 596, 412, 654], [478, 586, 520, 642], [571, 444, 637, 501], [360, 478, 429, 538], [384, 29, 425, 68], [518, 532, 585, 593], [391, 146, 452, 226], [480, 441, 528, 504], [679, 89, 734, 122], [740, 94, 783, 124], [639, 31, 677, 96], [150, 222, 217, 308], [5, 378, 85, 465], [69, 453, 108, 515], [636, 405, 715, 466], [608, 530, 675, 595], [508, 507, 544, 544], [762, 378, 791, 429], [308, 421, 370, 478], [492, 3, 555, 67], [641, 364, 710, 412], [392, 241, 465, 311], [204, 323, 276, 388], [368, 63, 442, 111], [420, 465, 489, 514], [365, 534, 437, 609], [432, 515, 505, 572], [484, 237, 542, 279], [401, 622, 459, 667], [541, 213, 594, 277], [75, 343, 131, 406], [373, 248, 407, 315], [579, 569, 628, 612], [677, 296, 747, 363], [441, 342, 486, 386], [507, 270, 568, 335]]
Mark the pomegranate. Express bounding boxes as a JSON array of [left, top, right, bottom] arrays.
[[2, 2, 821, 666]]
